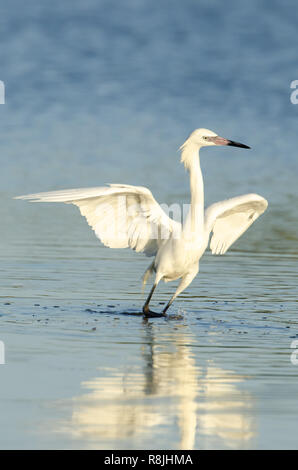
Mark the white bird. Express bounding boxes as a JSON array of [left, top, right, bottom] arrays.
[[15, 128, 268, 317]]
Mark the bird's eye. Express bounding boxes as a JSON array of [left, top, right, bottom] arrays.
[[203, 136, 208, 140]]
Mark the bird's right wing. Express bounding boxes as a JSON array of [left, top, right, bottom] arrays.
[[204, 193, 268, 255], [15, 184, 181, 257]]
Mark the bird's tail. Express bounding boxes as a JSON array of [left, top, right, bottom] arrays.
[[142, 261, 155, 294]]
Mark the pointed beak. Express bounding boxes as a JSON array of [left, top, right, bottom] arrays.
[[209, 136, 250, 149]]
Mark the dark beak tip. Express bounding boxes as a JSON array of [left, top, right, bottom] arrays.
[[228, 140, 251, 150]]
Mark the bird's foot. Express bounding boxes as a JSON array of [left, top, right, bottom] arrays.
[[144, 311, 167, 318], [142, 306, 166, 318]]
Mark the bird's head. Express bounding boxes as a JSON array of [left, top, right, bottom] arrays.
[[183, 128, 251, 149], [180, 128, 250, 170]]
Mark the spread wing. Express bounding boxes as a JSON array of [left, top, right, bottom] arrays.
[[204, 193, 268, 255], [15, 184, 181, 257]]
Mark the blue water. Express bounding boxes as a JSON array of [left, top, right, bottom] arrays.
[[1, 0, 298, 449]]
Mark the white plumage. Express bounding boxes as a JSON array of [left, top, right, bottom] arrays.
[[16, 128, 268, 317], [205, 193, 267, 255], [16, 184, 180, 257]]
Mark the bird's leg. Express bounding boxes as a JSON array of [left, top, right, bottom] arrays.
[[162, 268, 199, 315], [143, 283, 165, 318], [162, 297, 174, 315]]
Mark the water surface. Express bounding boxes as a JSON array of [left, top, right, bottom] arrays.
[[1, 0, 298, 450]]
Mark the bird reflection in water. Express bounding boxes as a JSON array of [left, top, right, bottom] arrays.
[[57, 325, 256, 449]]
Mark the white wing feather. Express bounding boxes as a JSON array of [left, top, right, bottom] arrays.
[[205, 193, 268, 255], [15, 184, 180, 257]]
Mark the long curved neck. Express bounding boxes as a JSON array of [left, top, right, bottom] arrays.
[[180, 141, 205, 239]]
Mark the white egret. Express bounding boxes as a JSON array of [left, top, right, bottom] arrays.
[[15, 128, 268, 317]]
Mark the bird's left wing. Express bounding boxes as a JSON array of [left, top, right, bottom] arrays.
[[204, 193, 268, 255], [15, 184, 181, 257]]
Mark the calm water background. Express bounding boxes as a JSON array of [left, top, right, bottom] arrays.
[[1, 0, 298, 449]]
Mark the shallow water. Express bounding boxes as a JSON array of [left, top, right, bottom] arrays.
[[1, 0, 298, 450]]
